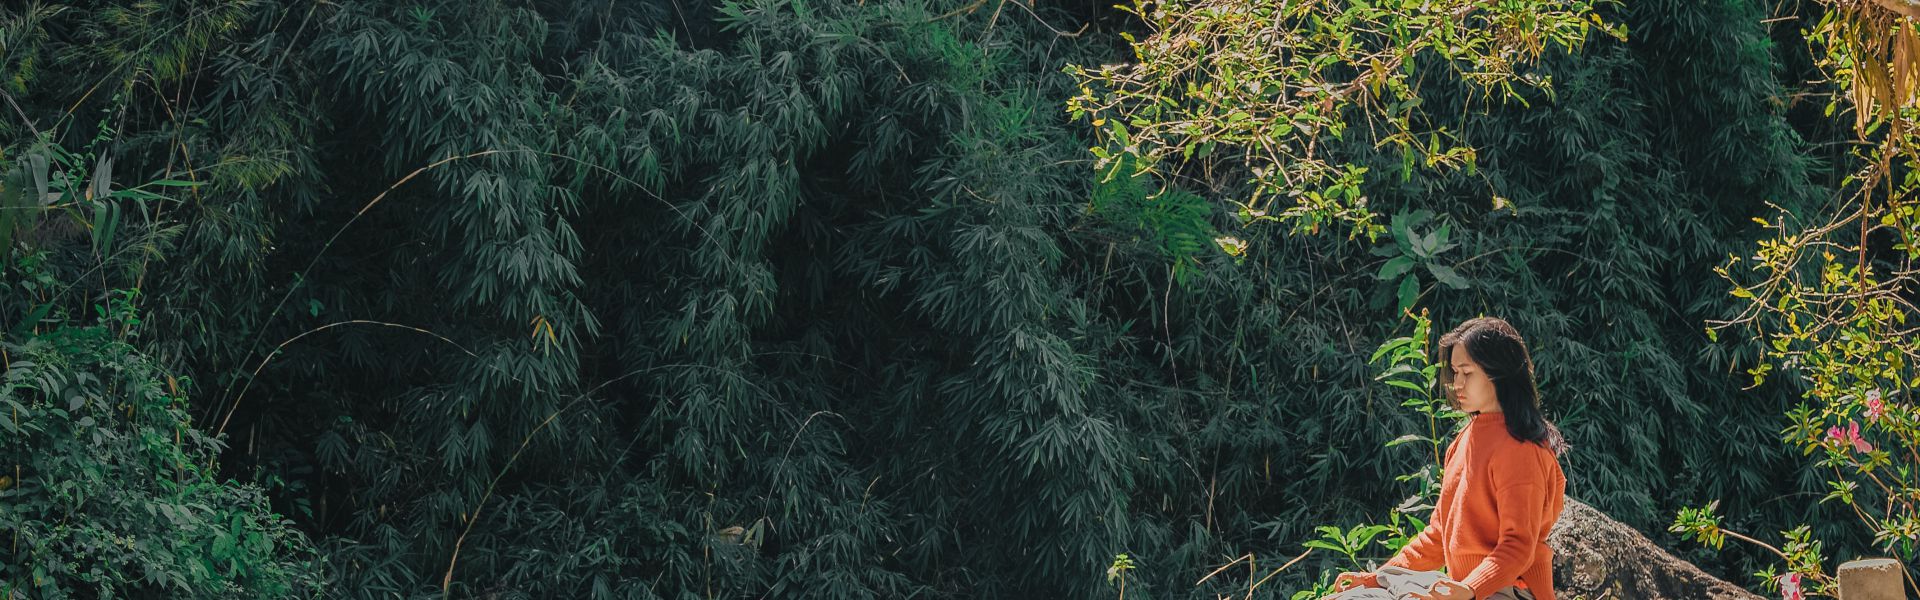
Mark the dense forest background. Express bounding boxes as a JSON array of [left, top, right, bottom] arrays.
[[0, 0, 1889, 598]]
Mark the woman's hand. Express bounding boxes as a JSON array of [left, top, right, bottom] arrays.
[[1332, 571, 1377, 592], [1408, 578, 1476, 600]]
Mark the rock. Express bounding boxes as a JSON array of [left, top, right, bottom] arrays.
[[1547, 499, 1763, 600]]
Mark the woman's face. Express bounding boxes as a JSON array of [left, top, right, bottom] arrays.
[[1449, 344, 1501, 414]]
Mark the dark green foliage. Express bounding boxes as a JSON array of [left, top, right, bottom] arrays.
[[0, 281, 322, 597], [0, 0, 1874, 597]]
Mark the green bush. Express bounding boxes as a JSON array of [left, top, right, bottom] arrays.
[[0, 295, 324, 598]]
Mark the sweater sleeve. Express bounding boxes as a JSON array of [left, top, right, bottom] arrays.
[[1383, 513, 1447, 572], [1458, 480, 1546, 598], [1385, 436, 1459, 573]]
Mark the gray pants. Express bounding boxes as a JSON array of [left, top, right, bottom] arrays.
[[1328, 566, 1537, 600]]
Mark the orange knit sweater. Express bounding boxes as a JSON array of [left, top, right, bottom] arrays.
[[1383, 411, 1566, 600]]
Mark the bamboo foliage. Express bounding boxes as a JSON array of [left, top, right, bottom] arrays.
[[0, 0, 1886, 597]]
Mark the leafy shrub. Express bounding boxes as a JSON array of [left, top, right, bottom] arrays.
[[0, 284, 324, 598]]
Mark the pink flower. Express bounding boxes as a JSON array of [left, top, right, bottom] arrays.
[[1778, 572, 1803, 600], [1864, 389, 1885, 421], [1826, 420, 1874, 454]]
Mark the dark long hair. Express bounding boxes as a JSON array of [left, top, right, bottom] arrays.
[[1438, 317, 1569, 456]]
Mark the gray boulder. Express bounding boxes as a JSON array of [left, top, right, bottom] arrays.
[[1549, 499, 1763, 600]]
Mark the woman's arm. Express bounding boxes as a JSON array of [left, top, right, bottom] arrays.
[[1383, 514, 1448, 572], [1456, 478, 1548, 598], [1385, 433, 1463, 573]]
